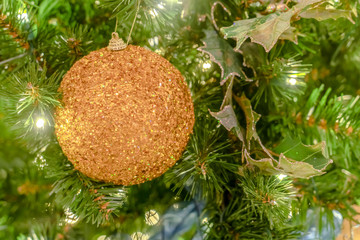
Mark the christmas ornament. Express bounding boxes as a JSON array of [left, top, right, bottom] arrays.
[[276, 3, 289, 12], [265, 3, 276, 14], [145, 209, 160, 225], [55, 41, 195, 186], [336, 205, 360, 240]]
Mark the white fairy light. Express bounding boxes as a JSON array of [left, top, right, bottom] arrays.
[[148, 36, 159, 47], [202, 62, 212, 70], [17, 8, 29, 22], [149, 9, 158, 17], [34, 155, 47, 169], [64, 208, 79, 225], [277, 174, 287, 180], [36, 118, 45, 128], [288, 78, 297, 85]]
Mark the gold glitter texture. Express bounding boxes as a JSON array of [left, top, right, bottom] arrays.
[[55, 45, 195, 186]]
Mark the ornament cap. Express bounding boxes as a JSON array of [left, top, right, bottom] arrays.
[[108, 32, 127, 51]]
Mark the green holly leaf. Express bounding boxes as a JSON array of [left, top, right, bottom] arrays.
[[220, 77, 234, 109], [239, 42, 267, 75], [244, 152, 324, 178], [221, 11, 294, 52], [279, 27, 298, 44], [209, 105, 245, 142], [300, 7, 354, 23], [246, 157, 280, 175], [211, 78, 246, 143], [293, 0, 324, 11], [273, 136, 332, 171], [220, 0, 325, 52], [233, 94, 261, 145], [199, 30, 247, 85], [244, 136, 332, 178], [277, 154, 328, 178]]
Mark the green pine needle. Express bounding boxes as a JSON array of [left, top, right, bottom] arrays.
[[165, 115, 241, 200], [0, 62, 61, 140]]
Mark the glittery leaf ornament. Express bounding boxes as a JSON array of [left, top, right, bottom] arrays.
[[221, 10, 294, 52], [246, 137, 333, 178], [220, 0, 327, 52], [211, 91, 332, 178], [299, 6, 354, 23], [239, 42, 267, 76], [198, 30, 247, 85], [209, 77, 245, 143], [210, 105, 245, 143], [273, 136, 332, 171], [233, 94, 261, 146], [55, 45, 195, 186], [279, 27, 298, 44]]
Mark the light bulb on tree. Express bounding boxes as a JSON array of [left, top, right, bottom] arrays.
[[288, 78, 297, 85], [157, 3, 165, 9], [36, 118, 45, 128], [277, 174, 287, 180], [17, 8, 29, 22], [149, 9, 158, 17], [202, 61, 212, 71]]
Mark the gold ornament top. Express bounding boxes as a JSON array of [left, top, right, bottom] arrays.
[[55, 45, 195, 186], [107, 32, 127, 51]]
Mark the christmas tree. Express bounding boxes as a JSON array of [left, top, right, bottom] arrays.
[[1, 0, 359, 239]]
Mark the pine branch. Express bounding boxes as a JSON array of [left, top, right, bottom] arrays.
[[271, 85, 360, 166], [43, 25, 94, 73], [248, 49, 311, 110], [101, 0, 180, 37], [265, 85, 360, 237], [0, 1, 32, 78], [165, 115, 241, 200], [0, 14, 30, 52], [0, 118, 58, 239], [205, 176, 301, 240], [0, 62, 61, 142], [240, 170, 295, 229], [43, 143, 127, 226]]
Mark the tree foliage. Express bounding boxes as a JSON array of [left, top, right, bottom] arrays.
[[0, 0, 359, 239]]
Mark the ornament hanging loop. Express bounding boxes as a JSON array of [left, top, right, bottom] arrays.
[[108, 32, 127, 51], [108, 0, 140, 50], [126, 0, 141, 45]]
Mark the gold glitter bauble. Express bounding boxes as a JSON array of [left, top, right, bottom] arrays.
[[55, 45, 195, 186]]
